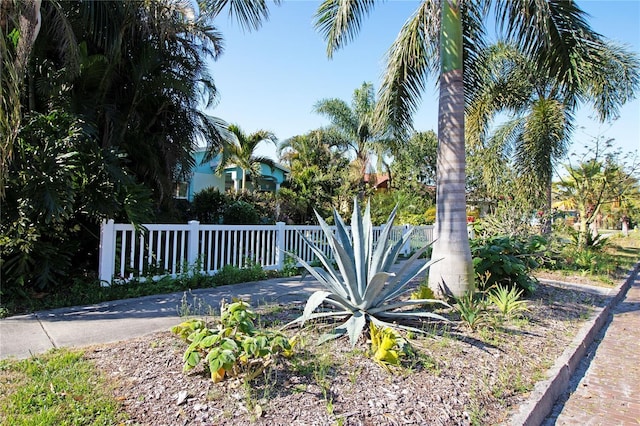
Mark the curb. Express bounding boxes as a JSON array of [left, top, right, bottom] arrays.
[[508, 262, 640, 426]]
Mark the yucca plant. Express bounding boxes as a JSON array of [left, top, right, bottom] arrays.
[[287, 198, 449, 346]]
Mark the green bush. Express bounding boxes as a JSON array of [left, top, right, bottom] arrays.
[[223, 201, 260, 224], [192, 187, 228, 223], [470, 236, 538, 293]]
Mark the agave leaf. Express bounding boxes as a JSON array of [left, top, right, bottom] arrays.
[[312, 212, 360, 303], [340, 310, 366, 347], [331, 241, 363, 304], [331, 208, 353, 257], [368, 204, 399, 275], [288, 251, 349, 300], [373, 254, 441, 306], [361, 271, 395, 309], [363, 201, 373, 277], [302, 291, 333, 322], [376, 311, 450, 322], [381, 228, 415, 272], [294, 234, 345, 290], [369, 298, 449, 314], [351, 198, 367, 298], [284, 309, 352, 329], [369, 316, 430, 335]]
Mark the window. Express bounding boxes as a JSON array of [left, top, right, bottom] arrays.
[[175, 182, 189, 199]]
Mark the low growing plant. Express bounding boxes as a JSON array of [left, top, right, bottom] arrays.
[[454, 292, 487, 331], [369, 322, 412, 370], [486, 284, 528, 319], [286, 198, 449, 347], [171, 299, 294, 383]]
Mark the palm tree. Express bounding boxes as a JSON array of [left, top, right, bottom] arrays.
[[1, 0, 42, 196], [314, 82, 393, 179], [314, 0, 633, 297], [213, 124, 278, 192], [467, 42, 638, 232], [1, 0, 281, 201]]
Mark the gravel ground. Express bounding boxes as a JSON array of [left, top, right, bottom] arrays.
[[85, 281, 609, 426]]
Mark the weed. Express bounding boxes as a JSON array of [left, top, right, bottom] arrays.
[[455, 292, 488, 331], [176, 290, 214, 317]]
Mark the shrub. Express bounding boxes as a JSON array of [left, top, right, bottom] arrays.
[[223, 201, 260, 224], [470, 236, 538, 294], [192, 187, 228, 223]]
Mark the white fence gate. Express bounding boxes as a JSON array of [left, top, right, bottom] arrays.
[[98, 220, 434, 285]]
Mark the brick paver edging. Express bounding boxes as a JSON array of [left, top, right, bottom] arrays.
[[507, 262, 640, 426]]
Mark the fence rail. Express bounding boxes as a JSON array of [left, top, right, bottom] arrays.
[[98, 220, 434, 285]]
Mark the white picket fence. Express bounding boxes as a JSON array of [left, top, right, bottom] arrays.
[[98, 220, 435, 285]]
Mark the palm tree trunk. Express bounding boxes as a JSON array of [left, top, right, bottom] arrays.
[[1, 0, 41, 198], [428, 0, 474, 298], [241, 167, 246, 191]]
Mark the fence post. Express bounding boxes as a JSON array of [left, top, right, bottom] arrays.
[[402, 224, 412, 256], [275, 221, 286, 270], [99, 219, 116, 286], [187, 220, 200, 273]]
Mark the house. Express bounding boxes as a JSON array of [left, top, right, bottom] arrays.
[[175, 149, 289, 201]]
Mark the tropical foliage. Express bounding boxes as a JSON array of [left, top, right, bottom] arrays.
[[312, 0, 639, 298], [278, 129, 351, 223], [287, 198, 448, 347], [1, 0, 279, 293], [466, 41, 639, 227], [554, 138, 640, 248], [212, 124, 278, 192]]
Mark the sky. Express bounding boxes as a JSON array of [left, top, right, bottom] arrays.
[[204, 0, 640, 163]]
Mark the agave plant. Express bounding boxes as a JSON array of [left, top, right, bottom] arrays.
[[287, 198, 449, 346]]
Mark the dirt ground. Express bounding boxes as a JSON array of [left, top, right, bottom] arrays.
[[85, 280, 609, 426]]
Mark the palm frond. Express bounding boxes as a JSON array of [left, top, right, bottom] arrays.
[[314, 0, 377, 58], [376, 1, 439, 137]]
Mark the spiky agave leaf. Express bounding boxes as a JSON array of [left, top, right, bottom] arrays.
[[287, 197, 449, 347]]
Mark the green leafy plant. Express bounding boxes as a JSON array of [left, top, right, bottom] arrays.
[[486, 284, 528, 319], [471, 236, 538, 294], [280, 254, 299, 277], [171, 299, 293, 383], [287, 198, 449, 346], [454, 292, 487, 331]]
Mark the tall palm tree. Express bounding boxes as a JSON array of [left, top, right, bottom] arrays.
[[314, 0, 631, 297], [214, 124, 278, 191], [314, 82, 393, 178], [467, 42, 638, 232]]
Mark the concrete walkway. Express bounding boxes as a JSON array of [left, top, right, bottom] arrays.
[[0, 274, 325, 360], [544, 270, 640, 425]]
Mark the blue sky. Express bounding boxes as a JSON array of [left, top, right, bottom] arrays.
[[205, 0, 640, 162]]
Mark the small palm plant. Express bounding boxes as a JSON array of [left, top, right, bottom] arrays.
[[287, 198, 449, 346]]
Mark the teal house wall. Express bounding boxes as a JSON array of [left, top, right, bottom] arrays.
[[176, 150, 289, 201]]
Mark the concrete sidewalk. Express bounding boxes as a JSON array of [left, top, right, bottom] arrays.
[[0, 274, 324, 360]]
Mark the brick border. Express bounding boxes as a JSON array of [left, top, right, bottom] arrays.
[[508, 261, 640, 426]]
